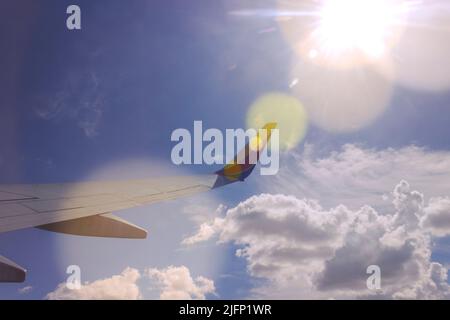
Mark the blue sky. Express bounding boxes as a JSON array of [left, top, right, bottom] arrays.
[[1, 0, 450, 299]]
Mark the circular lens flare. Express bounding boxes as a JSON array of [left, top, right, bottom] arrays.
[[290, 62, 392, 133], [246, 93, 308, 150]]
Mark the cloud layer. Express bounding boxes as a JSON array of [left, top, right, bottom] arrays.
[[269, 144, 450, 210]]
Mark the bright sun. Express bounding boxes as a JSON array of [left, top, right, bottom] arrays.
[[307, 0, 409, 67]]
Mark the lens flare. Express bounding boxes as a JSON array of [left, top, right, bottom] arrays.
[[246, 93, 308, 150], [56, 159, 226, 286], [290, 61, 392, 133], [380, 3, 450, 92]]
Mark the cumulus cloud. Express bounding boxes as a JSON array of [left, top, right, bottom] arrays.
[[45, 265, 215, 300], [146, 265, 215, 300], [184, 180, 450, 299], [46, 267, 142, 300], [182, 217, 224, 246], [422, 198, 450, 237]]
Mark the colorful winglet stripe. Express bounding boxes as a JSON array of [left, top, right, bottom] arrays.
[[214, 122, 277, 186]]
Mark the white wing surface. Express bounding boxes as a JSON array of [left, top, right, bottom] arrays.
[[0, 175, 217, 235]]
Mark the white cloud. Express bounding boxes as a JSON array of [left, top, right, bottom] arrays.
[[267, 144, 450, 210], [184, 180, 450, 299], [182, 217, 224, 246], [45, 265, 215, 300], [46, 267, 142, 300], [146, 265, 215, 300], [422, 197, 450, 237]]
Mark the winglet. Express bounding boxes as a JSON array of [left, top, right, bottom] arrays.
[[213, 122, 277, 188]]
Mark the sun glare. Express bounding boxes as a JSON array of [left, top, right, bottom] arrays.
[[318, 0, 389, 56], [312, 0, 409, 65], [275, 0, 410, 68]]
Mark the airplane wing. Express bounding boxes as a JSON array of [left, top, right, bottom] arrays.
[[0, 123, 277, 282], [0, 175, 218, 236]]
